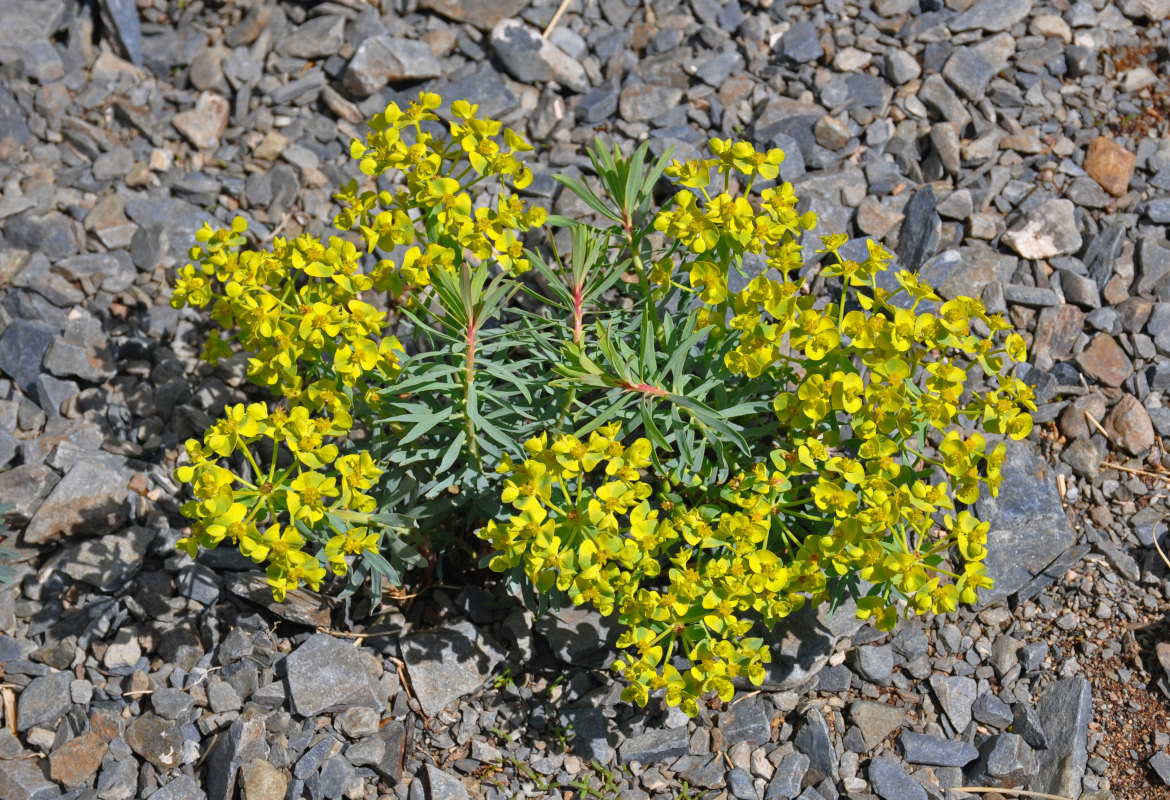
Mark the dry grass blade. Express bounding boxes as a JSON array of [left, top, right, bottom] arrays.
[[955, 788, 1075, 800], [1084, 409, 1112, 441], [543, 0, 575, 37]]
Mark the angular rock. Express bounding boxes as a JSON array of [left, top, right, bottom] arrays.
[[930, 676, 977, 734], [719, 697, 772, 747], [779, 21, 823, 63], [278, 15, 345, 59], [424, 764, 469, 800], [490, 19, 587, 92], [1012, 703, 1051, 751], [619, 85, 684, 124], [969, 733, 1038, 788], [1075, 334, 1133, 388], [400, 619, 504, 716], [49, 731, 107, 788], [899, 731, 978, 767], [286, 634, 384, 717], [343, 36, 443, 97], [868, 755, 927, 800], [849, 701, 905, 751], [420, 0, 527, 30], [1029, 678, 1091, 798], [16, 671, 72, 732], [793, 708, 837, 784], [98, 0, 143, 66], [227, 574, 332, 627], [1103, 394, 1155, 455], [942, 48, 996, 101], [1002, 198, 1082, 259], [207, 708, 268, 800], [24, 462, 130, 545], [971, 693, 1014, 729], [951, 0, 1033, 31], [125, 714, 185, 772], [173, 92, 230, 150], [0, 757, 59, 800], [537, 605, 620, 668], [1085, 137, 1136, 197], [239, 759, 286, 800], [897, 185, 941, 272], [618, 727, 689, 764], [0, 319, 56, 398], [764, 751, 808, 799], [974, 440, 1075, 603]]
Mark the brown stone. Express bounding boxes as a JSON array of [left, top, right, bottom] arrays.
[[419, 0, 527, 30], [124, 714, 185, 772], [49, 732, 107, 787], [239, 759, 288, 800], [1074, 334, 1133, 388], [1103, 394, 1155, 456], [1084, 137, 1136, 198], [172, 92, 230, 150], [1032, 305, 1085, 361], [90, 709, 122, 743]]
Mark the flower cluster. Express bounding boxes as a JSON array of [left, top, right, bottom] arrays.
[[477, 137, 1034, 716], [337, 93, 545, 294], [171, 93, 541, 600]]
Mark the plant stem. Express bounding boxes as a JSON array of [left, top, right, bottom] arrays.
[[463, 317, 483, 474]]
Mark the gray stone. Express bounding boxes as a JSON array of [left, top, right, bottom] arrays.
[[59, 526, 152, 592], [974, 440, 1076, 604], [764, 751, 808, 799], [0, 0, 67, 51], [918, 74, 970, 125], [319, 757, 357, 799], [793, 708, 837, 784], [727, 767, 755, 800], [24, 462, 130, 544], [151, 688, 196, 721], [942, 48, 996, 101], [400, 619, 503, 716], [972, 693, 1014, 728], [884, 51, 921, 85], [970, 733, 1038, 788], [278, 15, 345, 59], [335, 707, 381, 739], [0, 757, 60, 800], [1029, 678, 1091, 798], [205, 707, 268, 800], [851, 645, 894, 684], [1002, 198, 1082, 259], [869, 755, 927, 800], [720, 696, 772, 746], [16, 671, 71, 732], [619, 84, 684, 124], [618, 727, 689, 764], [899, 731, 978, 767], [0, 465, 59, 525], [424, 764, 469, 800], [537, 605, 620, 668], [55, 253, 136, 294], [98, 0, 143, 65], [930, 675, 977, 734], [1149, 752, 1170, 786], [896, 185, 941, 272], [1012, 703, 1051, 751], [1061, 270, 1101, 309], [286, 635, 384, 717], [951, 0, 1033, 31], [0, 319, 56, 397], [490, 18, 587, 92], [343, 36, 443, 97], [779, 21, 823, 63], [172, 92, 230, 150]]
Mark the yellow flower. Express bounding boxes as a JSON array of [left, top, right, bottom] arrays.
[[286, 472, 339, 524]]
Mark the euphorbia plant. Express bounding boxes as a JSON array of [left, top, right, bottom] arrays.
[[171, 92, 1034, 715]]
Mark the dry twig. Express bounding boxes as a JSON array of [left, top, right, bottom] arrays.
[[543, 0, 575, 37]]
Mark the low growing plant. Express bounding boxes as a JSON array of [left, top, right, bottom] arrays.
[[171, 92, 1034, 716]]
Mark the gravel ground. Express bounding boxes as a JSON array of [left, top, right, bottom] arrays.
[[0, 0, 1169, 799]]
